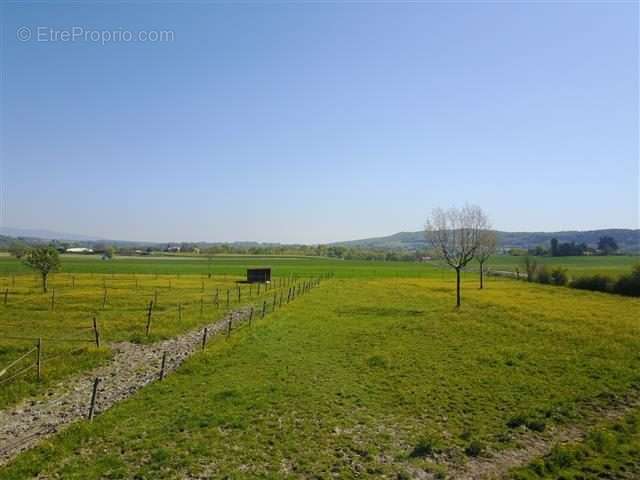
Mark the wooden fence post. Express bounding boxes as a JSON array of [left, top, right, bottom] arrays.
[[272, 294, 277, 310], [88, 377, 100, 421], [262, 300, 266, 318], [146, 300, 154, 336], [160, 352, 167, 380], [51, 289, 56, 311], [200, 296, 204, 316], [237, 286, 241, 302], [202, 327, 208, 350], [36, 338, 42, 380], [249, 307, 254, 325], [227, 318, 232, 338], [226, 289, 230, 307], [93, 316, 100, 348]]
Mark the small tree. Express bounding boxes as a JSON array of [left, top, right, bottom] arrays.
[[522, 255, 538, 282], [23, 247, 61, 293], [476, 229, 498, 289], [102, 245, 115, 260], [426, 204, 489, 307], [597, 236, 618, 255], [8, 241, 28, 259]]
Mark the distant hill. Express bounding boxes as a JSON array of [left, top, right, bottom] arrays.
[[0, 227, 104, 242], [1, 226, 638, 253], [333, 229, 640, 253]]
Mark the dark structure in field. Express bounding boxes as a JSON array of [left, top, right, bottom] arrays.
[[247, 268, 271, 283]]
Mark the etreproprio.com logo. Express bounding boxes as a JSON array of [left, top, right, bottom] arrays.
[[17, 26, 175, 45]]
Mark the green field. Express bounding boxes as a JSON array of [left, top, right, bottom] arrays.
[[1, 253, 637, 280], [1, 255, 639, 479], [0, 254, 431, 278], [0, 270, 306, 409], [487, 255, 639, 279]]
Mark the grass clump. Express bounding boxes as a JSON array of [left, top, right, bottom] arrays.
[[511, 408, 640, 479], [409, 436, 442, 458], [507, 414, 546, 432], [464, 439, 485, 457]]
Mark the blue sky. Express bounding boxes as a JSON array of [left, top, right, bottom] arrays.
[[0, 1, 637, 243]]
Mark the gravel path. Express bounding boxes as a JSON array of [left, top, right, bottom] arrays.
[[0, 306, 253, 466]]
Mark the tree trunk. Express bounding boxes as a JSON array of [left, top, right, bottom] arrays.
[[479, 261, 484, 289], [456, 267, 461, 307], [42, 273, 48, 293]]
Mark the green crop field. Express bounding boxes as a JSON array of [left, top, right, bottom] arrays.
[[1, 255, 639, 479], [487, 255, 639, 279]]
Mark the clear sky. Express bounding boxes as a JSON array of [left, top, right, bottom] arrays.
[[0, 1, 638, 243]]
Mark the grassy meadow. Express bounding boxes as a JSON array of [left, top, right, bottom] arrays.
[[0, 254, 639, 479], [0, 268, 305, 409], [487, 255, 639, 279]]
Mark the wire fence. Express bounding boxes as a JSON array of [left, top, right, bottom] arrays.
[[0, 272, 334, 389]]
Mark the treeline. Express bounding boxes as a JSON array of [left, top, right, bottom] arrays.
[[197, 244, 423, 261], [3, 237, 425, 262], [508, 236, 621, 257], [520, 257, 640, 297]]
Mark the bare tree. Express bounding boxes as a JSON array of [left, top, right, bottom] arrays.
[[476, 229, 498, 289], [425, 205, 489, 307]]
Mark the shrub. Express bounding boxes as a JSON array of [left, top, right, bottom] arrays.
[[550, 267, 569, 286], [612, 264, 640, 297], [535, 266, 551, 284], [570, 274, 612, 293]]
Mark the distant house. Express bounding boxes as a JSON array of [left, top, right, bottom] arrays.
[[165, 246, 181, 253], [66, 247, 94, 254]]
